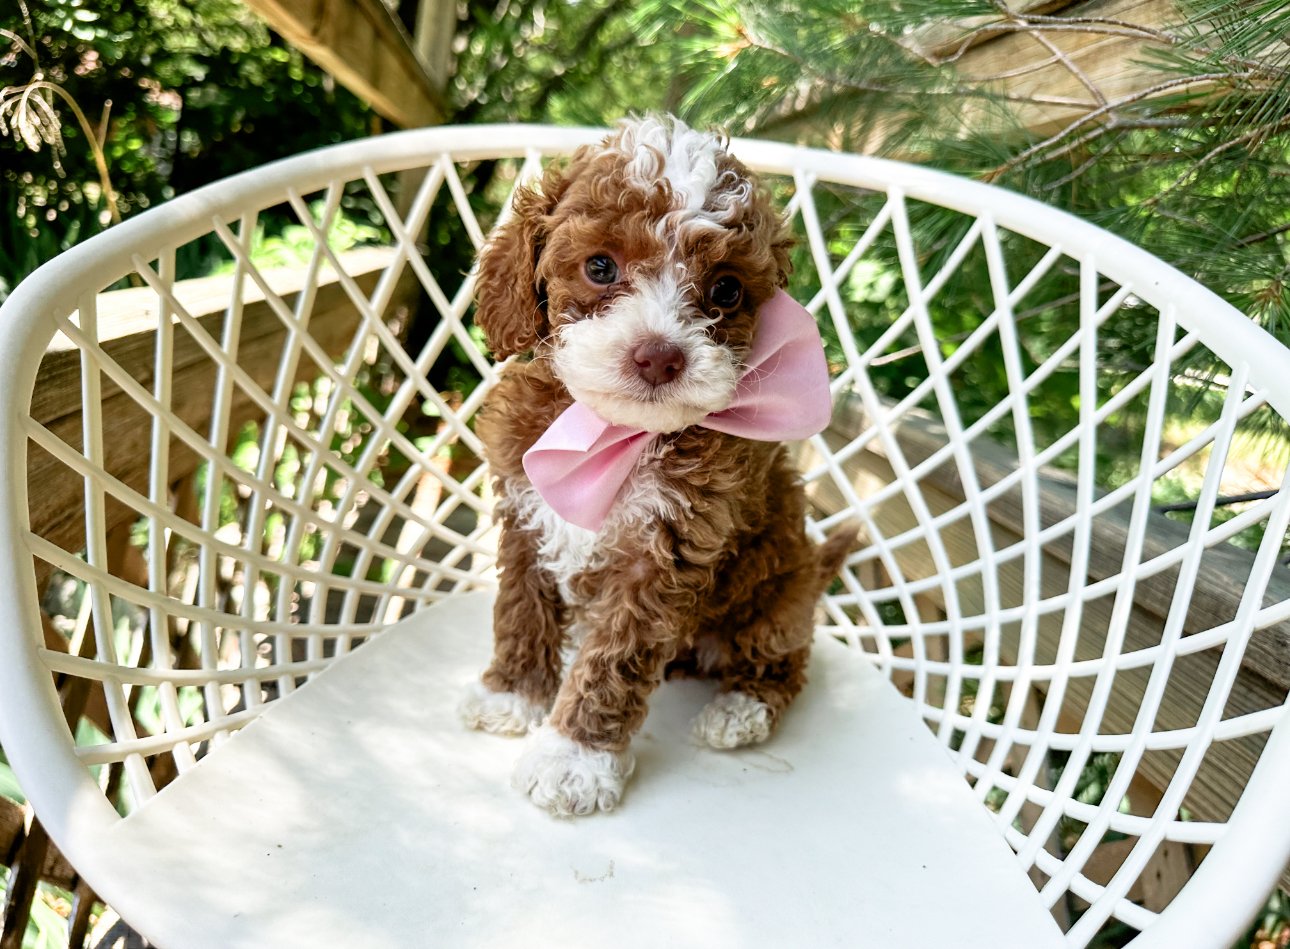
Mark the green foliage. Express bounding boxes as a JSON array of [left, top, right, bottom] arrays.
[[1245, 888, 1290, 949], [1054, 752, 1129, 850], [0, 752, 97, 947], [1, 0, 373, 298], [208, 200, 386, 273], [0, 748, 25, 804], [21, 882, 75, 949], [634, 1, 1290, 569], [1, 0, 702, 302], [448, 0, 680, 127], [653, 0, 1290, 351]]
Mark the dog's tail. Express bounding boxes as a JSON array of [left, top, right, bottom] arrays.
[[814, 521, 863, 592]]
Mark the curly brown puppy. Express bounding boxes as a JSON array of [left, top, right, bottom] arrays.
[[459, 116, 852, 817]]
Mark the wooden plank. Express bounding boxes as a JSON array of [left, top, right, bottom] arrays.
[[241, 0, 448, 128], [1073, 773, 1202, 910], [805, 397, 1287, 837], [763, 0, 1243, 145], [830, 396, 1290, 692], [0, 521, 149, 927], [1122, 772, 1198, 912], [67, 879, 96, 948], [29, 292, 360, 570], [909, 0, 1283, 138], [0, 812, 45, 949], [412, 0, 459, 90], [0, 799, 81, 894], [943, 0, 1188, 138], [32, 247, 399, 426], [28, 251, 412, 577], [808, 431, 1286, 891]]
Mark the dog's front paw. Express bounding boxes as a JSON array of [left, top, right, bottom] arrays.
[[512, 724, 635, 817], [458, 681, 546, 736], [692, 691, 773, 749]]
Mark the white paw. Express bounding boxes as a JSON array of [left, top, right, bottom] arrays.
[[692, 691, 772, 749], [511, 724, 635, 817], [458, 681, 546, 736]]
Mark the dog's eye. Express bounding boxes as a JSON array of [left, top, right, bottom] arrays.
[[585, 255, 619, 286], [709, 275, 743, 309]]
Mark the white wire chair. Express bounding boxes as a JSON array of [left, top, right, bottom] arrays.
[[1, 125, 1288, 947]]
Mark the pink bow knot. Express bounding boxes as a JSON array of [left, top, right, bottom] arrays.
[[522, 290, 833, 530]]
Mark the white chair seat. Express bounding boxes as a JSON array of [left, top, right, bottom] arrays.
[[91, 592, 1061, 948]]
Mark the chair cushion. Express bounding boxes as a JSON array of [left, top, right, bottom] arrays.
[[94, 591, 1062, 947]]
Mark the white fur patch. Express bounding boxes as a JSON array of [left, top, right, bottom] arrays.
[[511, 468, 679, 605], [511, 485, 600, 600], [458, 681, 546, 736], [512, 723, 635, 817], [611, 116, 753, 238], [690, 631, 724, 675], [620, 116, 720, 210], [692, 691, 773, 749], [553, 270, 740, 433]]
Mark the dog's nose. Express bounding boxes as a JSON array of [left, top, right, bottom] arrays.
[[632, 339, 685, 386]]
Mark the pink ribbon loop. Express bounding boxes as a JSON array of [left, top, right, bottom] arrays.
[[522, 290, 833, 530]]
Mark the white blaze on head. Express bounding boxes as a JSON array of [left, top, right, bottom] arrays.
[[620, 115, 722, 212], [612, 116, 751, 236]]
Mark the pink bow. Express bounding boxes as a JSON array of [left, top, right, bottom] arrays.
[[522, 290, 833, 530]]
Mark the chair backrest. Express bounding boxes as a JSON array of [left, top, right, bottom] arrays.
[[0, 125, 1287, 947]]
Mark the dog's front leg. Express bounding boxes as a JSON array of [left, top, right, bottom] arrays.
[[459, 512, 565, 736], [512, 556, 702, 816]]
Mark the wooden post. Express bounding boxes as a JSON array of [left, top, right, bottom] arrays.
[[241, 0, 448, 128], [1, 810, 46, 949], [411, 0, 457, 90], [2, 517, 149, 945]]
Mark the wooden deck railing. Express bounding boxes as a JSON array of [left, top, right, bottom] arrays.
[[804, 394, 1290, 919], [1, 247, 414, 947]]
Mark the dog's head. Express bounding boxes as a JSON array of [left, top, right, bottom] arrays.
[[475, 116, 792, 433]]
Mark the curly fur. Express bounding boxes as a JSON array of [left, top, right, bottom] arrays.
[[463, 116, 855, 816], [512, 723, 635, 818]]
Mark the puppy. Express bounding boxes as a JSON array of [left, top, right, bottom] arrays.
[[460, 116, 852, 817]]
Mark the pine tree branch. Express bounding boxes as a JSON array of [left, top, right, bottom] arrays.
[[1013, 11, 1179, 42], [1043, 132, 1125, 190], [1038, 121, 1190, 193], [1143, 113, 1290, 207], [526, 0, 631, 117], [1236, 221, 1290, 249], [868, 279, 1123, 367], [748, 91, 859, 138], [985, 71, 1254, 179], [1022, 25, 1106, 107], [937, 18, 1181, 67], [736, 30, 1102, 111], [1153, 204, 1210, 233]]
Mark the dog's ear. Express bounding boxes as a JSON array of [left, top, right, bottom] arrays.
[[759, 189, 794, 289], [475, 157, 580, 359], [735, 165, 794, 290], [772, 233, 794, 289]]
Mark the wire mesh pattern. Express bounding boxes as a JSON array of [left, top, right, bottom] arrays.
[[1, 126, 1288, 947]]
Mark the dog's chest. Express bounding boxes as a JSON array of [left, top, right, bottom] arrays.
[[513, 485, 600, 601], [511, 463, 675, 604]]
